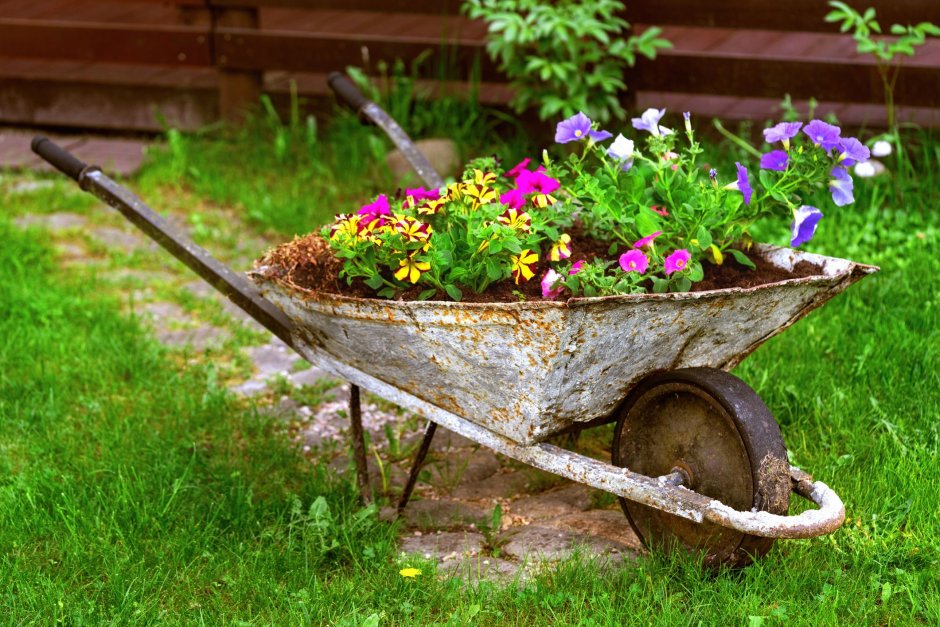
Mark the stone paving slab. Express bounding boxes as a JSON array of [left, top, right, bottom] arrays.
[[0, 128, 149, 176], [400, 530, 486, 560]]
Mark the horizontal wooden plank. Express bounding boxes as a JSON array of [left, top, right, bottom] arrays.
[[0, 18, 211, 66], [630, 53, 940, 108], [213, 27, 499, 77]]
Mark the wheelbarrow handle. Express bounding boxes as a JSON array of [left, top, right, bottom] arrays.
[[31, 136, 93, 183], [327, 71, 370, 113]]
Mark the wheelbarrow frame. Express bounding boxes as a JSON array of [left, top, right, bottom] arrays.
[[30, 75, 852, 555]]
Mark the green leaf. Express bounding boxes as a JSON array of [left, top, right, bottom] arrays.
[[444, 284, 463, 301], [364, 274, 385, 290], [651, 276, 668, 294], [890, 24, 907, 35], [377, 287, 396, 299], [728, 248, 757, 270], [485, 258, 503, 280], [418, 288, 437, 301], [688, 261, 704, 282], [635, 209, 662, 237], [675, 277, 692, 292], [695, 226, 713, 250]]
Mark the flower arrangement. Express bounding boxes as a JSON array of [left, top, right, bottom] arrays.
[[323, 110, 868, 301]]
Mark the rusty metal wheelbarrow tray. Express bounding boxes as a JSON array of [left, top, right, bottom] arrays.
[[253, 246, 875, 446]]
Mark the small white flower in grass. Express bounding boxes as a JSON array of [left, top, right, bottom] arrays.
[[871, 140, 893, 157], [854, 160, 886, 178]]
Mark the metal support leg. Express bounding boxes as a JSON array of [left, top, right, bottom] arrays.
[[397, 420, 437, 513], [348, 384, 372, 503]]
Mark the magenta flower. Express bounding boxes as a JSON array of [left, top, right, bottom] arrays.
[[632, 108, 668, 137], [790, 205, 823, 247], [664, 249, 691, 275], [505, 158, 532, 179], [802, 120, 842, 151], [735, 162, 753, 205], [516, 169, 560, 195], [763, 122, 803, 148], [633, 230, 663, 249], [541, 269, 564, 300], [500, 188, 526, 209], [568, 260, 585, 275], [357, 194, 390, 219], [555, 112, 612, 144], [760, 150, 789, 172], [619, 249, 649, 274], [837, 137, 870, 166], [829, 166, 854, 206], [405, 187, 440, 202]]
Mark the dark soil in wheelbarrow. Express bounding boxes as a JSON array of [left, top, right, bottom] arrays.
[[256, 232, 823, 303]]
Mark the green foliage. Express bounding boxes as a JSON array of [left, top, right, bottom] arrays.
[[463, 0, 671, 123], [825, 2, 940, 133]]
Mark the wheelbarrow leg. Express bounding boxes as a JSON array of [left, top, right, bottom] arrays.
[[348, 384, 372, 503], [397, 420, 437, 513]]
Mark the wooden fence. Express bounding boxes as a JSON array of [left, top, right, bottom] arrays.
[[2, 0, 940, 131]]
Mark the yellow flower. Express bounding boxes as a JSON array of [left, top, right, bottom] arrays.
[[496, 208, 532, 232], [399, 567, 422, 578], [471, 169, 496, 186], [394, 254, 431, 284], [462, 183, 499, 210], [549, 233, 572, 261], [511, 249, 539, 284]]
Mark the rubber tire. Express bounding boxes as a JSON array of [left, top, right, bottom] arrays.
[[611, 367, 790, 568]]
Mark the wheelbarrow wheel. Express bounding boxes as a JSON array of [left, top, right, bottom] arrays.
[[611, 367, 790, 567]]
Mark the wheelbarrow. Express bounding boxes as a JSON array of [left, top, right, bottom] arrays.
[[31, 73, 877, 567]]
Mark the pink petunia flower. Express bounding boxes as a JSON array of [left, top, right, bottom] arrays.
[[619, 249, 649, 274], [633, 230, 663, 249], [505, 158, 532, 179], [516, 169, 560, 195], [568, 260, 585, 275], [664, 249, 691, 275], [500, 188, 526, 209], [541, 269, 564, 299]]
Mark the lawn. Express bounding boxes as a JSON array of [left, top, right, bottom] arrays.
[[1, 105, 938, 624]]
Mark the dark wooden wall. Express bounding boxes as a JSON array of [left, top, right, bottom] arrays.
[[2, 0, 939, 131]]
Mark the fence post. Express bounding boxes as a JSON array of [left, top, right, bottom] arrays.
[[213, 4, 262, 123]]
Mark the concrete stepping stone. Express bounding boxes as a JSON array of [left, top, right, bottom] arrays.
[[398, 499, 491, 531], [425, 449, 501, 490], [542, 509, 642, 552], [156, 326, 228, 350], [451, 470, 533, 501], [510, 483, 594, 519], [14, 212, 88, 231], [90, 225, 147, 254], [400, 530, 486, 560], [244, 340, 296, 379], [497, 525, 629, 563]]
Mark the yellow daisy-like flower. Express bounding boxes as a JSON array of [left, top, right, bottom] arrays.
[[393, 215, 432, 242], [416, 197, 446, 216], [445, 182, 464, 202], [549, 233, 572, 261], [394, 254, 431, 284], [399, 567, 422, 578], [511, 249, 539, 284]]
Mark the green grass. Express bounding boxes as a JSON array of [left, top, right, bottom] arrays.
[[2, 112, 939, 623]]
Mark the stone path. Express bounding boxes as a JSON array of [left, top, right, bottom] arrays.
[[4, 162, 643, 582]]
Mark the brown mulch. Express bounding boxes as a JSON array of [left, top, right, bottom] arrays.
[[256, 231, 822, 303]]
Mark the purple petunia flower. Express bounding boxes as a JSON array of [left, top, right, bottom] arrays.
[[606, 134, 635, 171], [555, 112, 611, 143], [619, 249, 649, 274], [760, 150, 789, 172], [736, 162, 753, 205], [802, 119, 842, 151], [632, 108, 669, 137], [664, 249, 691, 275], [790, 205, 824, 247], [829, 166, 854, 206], [837, 137, 871, 167], [763, 122, 803, 148]]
